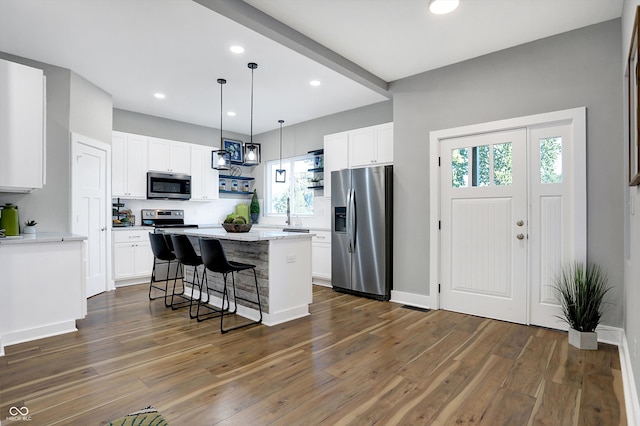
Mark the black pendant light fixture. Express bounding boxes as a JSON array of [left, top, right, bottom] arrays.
[[243, 62, 260, 166], [212, 78, 230, 170], [275, 119, 286, 183]]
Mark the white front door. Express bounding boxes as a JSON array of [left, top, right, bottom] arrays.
[[440, 129, 528, 323], [433, 108, 586, 328], [72, 133, 110, 298]]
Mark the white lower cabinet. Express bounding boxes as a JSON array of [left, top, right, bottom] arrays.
[[113, 229, 153, 284], [312, 231, 331, 284]]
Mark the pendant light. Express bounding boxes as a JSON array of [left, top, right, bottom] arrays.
[[275, 119, 286, 183], [243, 62, 260, 165], [212, 78, 231, 170]]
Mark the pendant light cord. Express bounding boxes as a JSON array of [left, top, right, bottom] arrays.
[[248, 62, 258, 147], [278, 119, 284, 169]]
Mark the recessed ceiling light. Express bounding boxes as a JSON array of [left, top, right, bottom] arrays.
[[154, 93, 166, 99], [429, 0, 459, 14], [227, 111, 236, 117], [309, 80, 321, 87], [230, 45, 245, 54]]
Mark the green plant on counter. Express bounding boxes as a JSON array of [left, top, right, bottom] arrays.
[[250, 189, 260, 214]]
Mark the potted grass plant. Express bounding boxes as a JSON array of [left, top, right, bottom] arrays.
[[250, 189, 260, 224], [553, 262, 611, 350]]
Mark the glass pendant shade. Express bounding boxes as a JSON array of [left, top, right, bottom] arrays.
[[212, 149, 230, 170], [243, 143, 260, 165]]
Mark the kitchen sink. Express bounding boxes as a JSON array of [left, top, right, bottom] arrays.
[[281, 228, 310, 233]]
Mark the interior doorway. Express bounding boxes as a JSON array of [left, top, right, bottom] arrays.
[[430, 108, 586, 329], [71, 133, 113, 297]]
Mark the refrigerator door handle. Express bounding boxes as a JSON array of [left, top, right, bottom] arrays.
[[348, 187, 356, 253]]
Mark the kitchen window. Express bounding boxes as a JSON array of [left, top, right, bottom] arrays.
[[265, 155, 314, 216]]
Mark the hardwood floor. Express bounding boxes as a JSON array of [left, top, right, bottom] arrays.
[[0, 284, 626, 425]]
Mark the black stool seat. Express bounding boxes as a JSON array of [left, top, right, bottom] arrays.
[[199, 237, 262, 333]]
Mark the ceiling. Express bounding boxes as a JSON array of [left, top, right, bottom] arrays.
[[0, 0, 623, 135]]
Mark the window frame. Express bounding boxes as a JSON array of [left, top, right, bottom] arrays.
[[264, 154, 314, 217]]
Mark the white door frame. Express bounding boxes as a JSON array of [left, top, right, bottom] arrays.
[[429, 107, 587, 324], [71, 132, 114, 296]]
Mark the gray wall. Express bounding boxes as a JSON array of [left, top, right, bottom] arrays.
[[70, 71, 113, 144], [391, 19, 624, 327], [0, 52, 113, 232], [113, 108, 247, 147]]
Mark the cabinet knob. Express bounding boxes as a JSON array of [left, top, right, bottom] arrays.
[[517, 233, 525, 240]]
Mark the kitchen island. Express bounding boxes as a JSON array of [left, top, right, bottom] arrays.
[[0, 233, 87, 356], [166, 228, 313, 326]]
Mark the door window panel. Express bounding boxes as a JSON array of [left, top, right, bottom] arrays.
[[540, 137, 562, 184], [452, 148, 468, 188], [472, 145, 490, 187], [493, 142, 513, 186]]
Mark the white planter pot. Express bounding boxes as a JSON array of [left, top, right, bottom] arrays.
[[23, 225, 36, 234], [568, 328, 598, 350]]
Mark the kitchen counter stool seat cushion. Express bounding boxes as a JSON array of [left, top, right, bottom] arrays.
[[148, 232, 177, 302], [199, 237, 262, 333], [169, 234, 205, 318]]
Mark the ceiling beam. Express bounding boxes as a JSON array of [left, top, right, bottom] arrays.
[[193, 0, 391, 98]]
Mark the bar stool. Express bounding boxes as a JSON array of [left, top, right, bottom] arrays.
[[170, 234, 205, 319], [149, 232, 190, 309], [199, 237, 262, 333]]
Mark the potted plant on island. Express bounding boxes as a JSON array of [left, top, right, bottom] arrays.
[[553, 262, 611, 350], [250, 189, 260, 224], [23, 220, 37, 234]]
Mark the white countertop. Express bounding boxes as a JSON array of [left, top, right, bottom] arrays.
[[167, 227, 314, 242], [0, 232, 87, 245]]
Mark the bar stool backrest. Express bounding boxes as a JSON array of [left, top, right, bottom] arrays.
[[199, 238, 233, 273], [170, 234, 202, 267], [149, 232, 175, 262]]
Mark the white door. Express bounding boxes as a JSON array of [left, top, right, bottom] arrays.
[[440, 129, 528, 323], [72, 133, 110, 297], [435, 108, 586, 328]]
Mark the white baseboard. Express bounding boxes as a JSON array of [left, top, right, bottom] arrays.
[[0, 321, 78, 356], [619, 330, 640, 426], [390, 290, 438, 310]]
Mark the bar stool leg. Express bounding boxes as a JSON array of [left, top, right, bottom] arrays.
[[220, 268, 262, 334]]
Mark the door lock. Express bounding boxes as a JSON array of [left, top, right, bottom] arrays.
[[516, 220, 524, 226], [516, 233, 525, 240]]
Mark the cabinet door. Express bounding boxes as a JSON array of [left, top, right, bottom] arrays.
[[190, 145, 219, 200], [148, 138, 170, 172], [375, 123, 394, 164], [125, 134, 148, 198], [324, 132, 349, 198], [0, 59, 45, 192], [113, 242, 136, 279], [312, 231, 331, 280], [170, 142, 191, 174], [348, 127, 376, 168], [111, 133, 127, 197], [134, 241, 153, 277]]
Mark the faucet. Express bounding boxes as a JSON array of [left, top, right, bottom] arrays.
[[286, 197, 291, 225]]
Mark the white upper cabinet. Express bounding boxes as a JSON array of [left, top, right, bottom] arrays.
[[190, 144, 219, 201], [112, 131, 148, 199], [148, 137, 190, 174], [323, 122, 393, 197], [323, 131, 349, 198], [0, 59, 45, 192], [348, 123, 393, 168]]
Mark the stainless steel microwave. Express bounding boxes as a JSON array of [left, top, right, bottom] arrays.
[[147, 172, 191, 200]]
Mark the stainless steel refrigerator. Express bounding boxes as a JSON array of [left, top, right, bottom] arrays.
[[331, 165, 393, 300]]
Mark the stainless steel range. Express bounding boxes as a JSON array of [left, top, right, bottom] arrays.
[[141, 209, 198, 229]]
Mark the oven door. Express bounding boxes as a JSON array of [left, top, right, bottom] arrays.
[[147, 172, 191, 200]]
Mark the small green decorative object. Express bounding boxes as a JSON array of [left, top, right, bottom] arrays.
[[250, 189, 260, 224]]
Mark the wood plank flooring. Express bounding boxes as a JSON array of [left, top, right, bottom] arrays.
[[0, 284, 626, 425]]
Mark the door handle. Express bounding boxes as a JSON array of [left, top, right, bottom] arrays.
[[516, 233, 525, 240]]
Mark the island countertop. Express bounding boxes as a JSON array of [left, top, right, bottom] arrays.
[[170, 228, 314, 242]]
